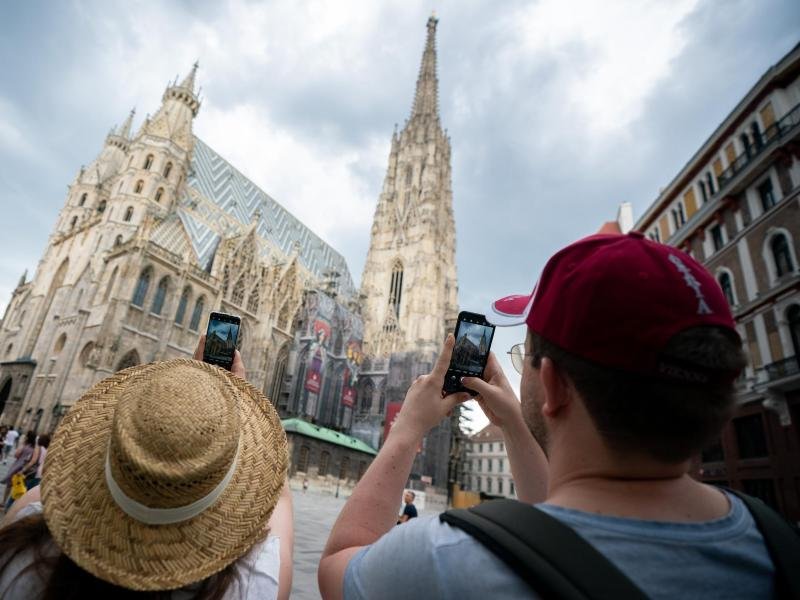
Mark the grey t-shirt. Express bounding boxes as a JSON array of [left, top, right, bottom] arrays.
[[345, 491, 774, 599]]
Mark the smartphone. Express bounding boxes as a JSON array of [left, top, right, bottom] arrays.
[[202, 311, 241, 370], [443, 311, 496, 396]]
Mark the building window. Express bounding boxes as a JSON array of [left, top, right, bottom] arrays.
[[155, 187, 164, 203], [739, 133, 752, 158], [698, 180, 708, 204], [70, 216, 77, 229], [124, 206, 134, 222], [479, 443, 483, 453], [79, 193, 87, 207], [175, 287, 190, 325], [710, 224, 724, 252], [499, 458, 504, 472], [788, 304, 800, 358], [5, 343, 12, 357], [97, 199, 107, 213], [510, 481, 515, 496], [131, 268, 151, 307], [134, 180, 144, 194], [648, 228, 661, 243], [771, 234, 794, 277], [734, 414, 768, 459], [297, 445, 310, 473], [143, 154, 154, 170], [189, 296, 205, 331], [388, 261, 403, 317], [718, 272, 735, 306], [114, 235, 123, 247], [499, 442, 504, 452], [319, 451, 331, 477], [339, 456, 350, 480], [706, 172, 715, 196], [151, 277, 169, 315], [750, 121, 763, 150], [405, 166, 413, 186], [742, 479, 778, 510], [758, 179, 776, 212], [231, 276, 245, 306], [488, 459, 493, 472], [164, 162, 173, 179]]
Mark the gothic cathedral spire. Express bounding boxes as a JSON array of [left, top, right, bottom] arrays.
[[360, 14, 459, 357]]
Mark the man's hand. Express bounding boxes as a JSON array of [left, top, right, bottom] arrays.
[[391, 334, 471, 441], [193, 335, 246, 379], [462, 352, 524, 431]]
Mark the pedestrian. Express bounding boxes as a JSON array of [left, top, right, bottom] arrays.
[[319, 232, 797, 599], [21, 433, 50, 489], [303, 477, 309, 494], [1, 431, 35, 508], [396, 490, 417, 524], [2, 426, 19, 464], [0, 338, 294, 599]]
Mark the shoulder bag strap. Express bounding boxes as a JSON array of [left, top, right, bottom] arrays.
[[724, 488, 800, 599], [441, 499, 648, 600]]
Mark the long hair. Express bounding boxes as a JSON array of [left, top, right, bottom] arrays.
[[0, 513, 243, 600]]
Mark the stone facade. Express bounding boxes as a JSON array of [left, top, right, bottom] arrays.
[[465, 423, 517, 499], [635, 43, 800, 522], [0, 64, 355, 434]]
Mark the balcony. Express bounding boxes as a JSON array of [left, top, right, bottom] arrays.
[[716, 102, 800, 192], [764, 356, 800, 381]]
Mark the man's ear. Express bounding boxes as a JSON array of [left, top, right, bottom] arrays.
[[540, 357, 571, 417]]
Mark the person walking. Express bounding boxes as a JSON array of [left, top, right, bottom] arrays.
[[2, 427, 19, 464], [21, 433, 49, 489], [397, 491, 417, 524], [2, 431, 34, 508], [0, 338, 294, 599]]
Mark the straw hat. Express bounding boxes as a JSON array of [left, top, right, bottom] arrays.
[[40, 359, 288, 591]]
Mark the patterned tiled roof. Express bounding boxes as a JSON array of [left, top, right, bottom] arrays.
[[175, 137, 356, 297]]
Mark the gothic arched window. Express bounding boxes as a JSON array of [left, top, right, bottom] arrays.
[[124, 206, 134, 222], [189, 296, 205, 331], [143, 154, 154, 170], [134, 180, 144, 194], [116, 349, 140, 372], [132, 268, 152, 307], [247, 285, 260, 314], [151, 277, 169, 315], [319, 451, 331, 477], [70, 216, 77, 229], [97, 200, 107, 213], [297, 445, 310, 473], [164, 162, 173, 179], [175, 287, 190, 325], [155, 187, 164, 203], [270, 344, 289, 404], [114, 235, 123, 247], [231, 276, 246, 306], [405, 165, 413, 186], [718, 272, 735, 306], [79, 193, 87, 207], [388, 261, 403, 317], [772, 234, 794, 277]]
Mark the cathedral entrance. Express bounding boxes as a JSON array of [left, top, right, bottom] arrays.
[[0, 377, 11, 419]]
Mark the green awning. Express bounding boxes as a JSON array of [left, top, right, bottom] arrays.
[[282, 418, 378, 456]]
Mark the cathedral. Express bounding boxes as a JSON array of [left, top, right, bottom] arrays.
[[0, 15, 461, 489]]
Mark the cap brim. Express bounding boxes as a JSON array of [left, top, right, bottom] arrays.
[[486, 293, 534, 326]]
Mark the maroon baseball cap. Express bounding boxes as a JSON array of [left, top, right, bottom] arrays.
[[488, 232, 740, 382]]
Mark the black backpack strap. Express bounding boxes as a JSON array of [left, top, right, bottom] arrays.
[[440, 499, 648, 600], [724, 489, 800, 599]]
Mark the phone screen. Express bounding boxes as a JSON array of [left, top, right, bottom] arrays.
[[444, 312, 495, 395], [203, 312, 241, 370]]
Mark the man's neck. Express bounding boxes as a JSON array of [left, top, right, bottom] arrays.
[[545, 456, 730, 523]]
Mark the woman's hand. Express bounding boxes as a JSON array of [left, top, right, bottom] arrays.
[[193, 335, 246, 379], [391, 334, 471, 442], [462, 352, 525, 431]]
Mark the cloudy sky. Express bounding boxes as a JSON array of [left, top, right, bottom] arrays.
[[1, 0, 798, 431]]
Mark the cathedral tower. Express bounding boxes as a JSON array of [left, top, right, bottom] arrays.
[[360, 15, 459, 357]]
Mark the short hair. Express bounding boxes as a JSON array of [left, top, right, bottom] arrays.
[[407, 490, 416, 499], [530, 326, 746, 463], [37, 434, 51, 449]]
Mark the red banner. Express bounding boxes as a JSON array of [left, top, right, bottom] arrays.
[[304, 369, 321, 394], [383, 402, 403, 443]]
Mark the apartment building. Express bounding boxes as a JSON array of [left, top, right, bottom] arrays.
[[465, 423, 517, 499], [635, 42, 800, 522]]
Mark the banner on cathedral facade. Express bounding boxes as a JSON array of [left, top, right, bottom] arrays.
[[304, 317, 332, 394], [341, 339, 363, 407], [383, 402, 403, 443]]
